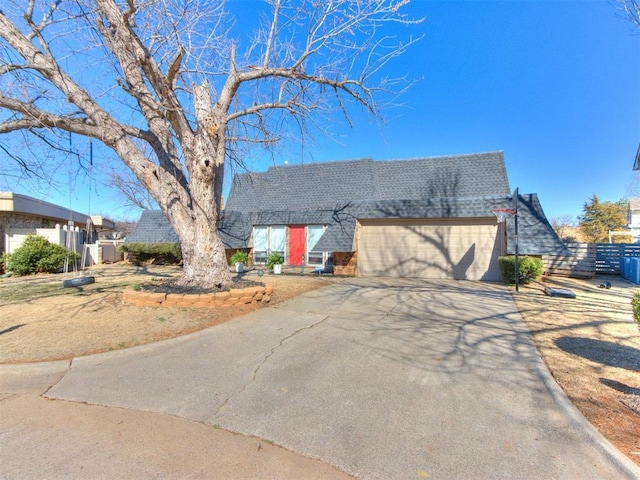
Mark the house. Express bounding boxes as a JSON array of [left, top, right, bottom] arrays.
[[0, 191, 115, 256], [124, 210, 179, 244], [130, 152, 566, 281]]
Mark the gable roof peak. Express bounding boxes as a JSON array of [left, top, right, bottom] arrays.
[[225, 151, 510, 212], [376, 150, 504, 163], [265, 157, 374, 173]]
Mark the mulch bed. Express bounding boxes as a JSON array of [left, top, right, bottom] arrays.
[[138, 278, 265, 295]]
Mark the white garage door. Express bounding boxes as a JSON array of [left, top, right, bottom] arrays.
[[358, 218, 503, 281]]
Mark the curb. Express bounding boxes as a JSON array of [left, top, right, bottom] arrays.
[[531, 341, 640, 479]]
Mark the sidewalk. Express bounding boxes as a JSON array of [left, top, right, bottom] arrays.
[[1, 393, 352, 479]]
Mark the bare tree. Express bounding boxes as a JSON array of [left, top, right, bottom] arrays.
[[617, 0, 640, 29], [0, 0, 420, 288]]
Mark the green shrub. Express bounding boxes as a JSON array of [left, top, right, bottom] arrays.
[[0, 252, 8, 274], [230, 250, 249, 265], [266, 251, 284, 269], [118, 242, 182, 265], [4, 235, 74, 276], [631, 291, 640, 325], [498, 255, 543, 285]]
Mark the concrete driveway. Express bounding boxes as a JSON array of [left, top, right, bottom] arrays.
[[1, 278, 637, 479]]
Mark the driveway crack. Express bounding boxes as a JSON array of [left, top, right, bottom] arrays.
[[42, 358, 73, 397], [214, 315, 330, 416]]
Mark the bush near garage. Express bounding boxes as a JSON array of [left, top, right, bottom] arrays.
[[118, 242, 182, 265], [498, 255, 543, 285], [2, 234, 75, 276]]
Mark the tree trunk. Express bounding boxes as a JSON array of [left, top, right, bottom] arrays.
[[174, 212, 231, 289], [160, 119, 231, 289], [158, 82, 232, 289], [162, 175, 230, 289]]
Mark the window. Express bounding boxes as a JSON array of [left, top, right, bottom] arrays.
[[252, 225, 286, 264], [307, 225, 325, 265], [252, 225, 328, 266], [253, 226, 268, 264], [270, 226, 286, 259]]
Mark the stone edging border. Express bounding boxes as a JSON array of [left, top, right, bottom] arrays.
[[122, 285, 273, 308]]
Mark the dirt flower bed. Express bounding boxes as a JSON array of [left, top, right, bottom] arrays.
[[0, 264, 638, 467], [137, 277, 265, 295]]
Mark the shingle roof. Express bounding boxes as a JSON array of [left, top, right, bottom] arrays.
[[506, 194, 568, 255], [218, 210, 253, 249], [125, 210, 178, 243], [311, 194, 568, 255], [225, 152, 510, 212], [127, 153, 567, 257]]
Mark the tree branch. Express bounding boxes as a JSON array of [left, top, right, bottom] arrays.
[[0, 94, 140, 138]]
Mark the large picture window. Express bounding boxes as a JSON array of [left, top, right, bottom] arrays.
[[252, 225, 286, 264]]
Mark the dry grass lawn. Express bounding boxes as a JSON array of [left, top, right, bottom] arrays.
[[0, 264, 638, 466], [512, 275, 639, 466], [0, 264, 335, 363]]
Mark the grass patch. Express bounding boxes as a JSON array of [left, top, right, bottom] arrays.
[[0, 265, 184, 306], [0, 277, 133, 305]]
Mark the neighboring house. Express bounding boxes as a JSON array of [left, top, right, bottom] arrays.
[[129, 152, 566, 281], [628, 198, 640, 242], [0, 192, 115, 256], [125, 210, 179, 244]]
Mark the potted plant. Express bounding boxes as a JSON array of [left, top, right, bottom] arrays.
[[230, 250, 249, 273], [266, 251, 284, 274]]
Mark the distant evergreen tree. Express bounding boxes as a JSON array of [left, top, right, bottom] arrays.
[[579, 195, 631, 243]]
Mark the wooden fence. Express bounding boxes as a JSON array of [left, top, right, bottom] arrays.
[[543, 243, 640, 277]]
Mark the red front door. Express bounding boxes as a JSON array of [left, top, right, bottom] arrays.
[[289, 226, 306, 266]]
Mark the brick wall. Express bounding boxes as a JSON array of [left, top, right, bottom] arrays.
[[0, 213, 56, 230], [334, 251, 357, 276]]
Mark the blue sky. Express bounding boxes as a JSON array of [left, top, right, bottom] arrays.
[[304, 0, 640, 222], [3, 0, 639, 222]]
